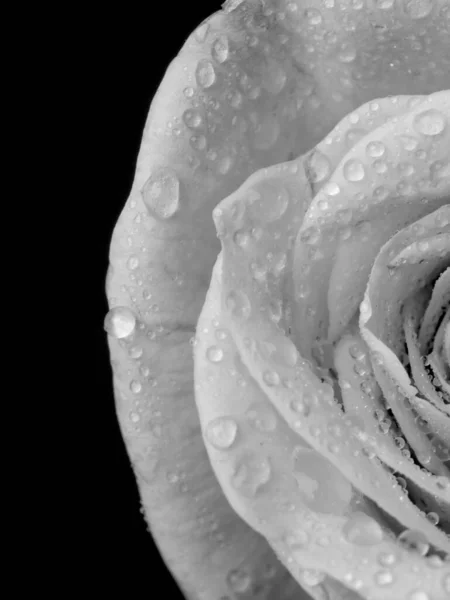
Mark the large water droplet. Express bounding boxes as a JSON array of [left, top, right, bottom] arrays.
[[104, 306, 136, 339], [374, 570, 394, 586], [413, 109, 446, 136], [226, 290, 251, 319], [142, 168, 180, 219], [231, 454, 271, 496], [307, 150, 331, 184], [343, 512, 384, 545], [205, 417, 238, 450], [397, 529, 430, 556], [212, 35, 229, 63], [196, 59, 217, 88]]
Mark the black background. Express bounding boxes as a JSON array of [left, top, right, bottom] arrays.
[[93, 1, 225, 596]]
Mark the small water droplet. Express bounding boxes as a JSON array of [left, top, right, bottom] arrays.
[[343, 512, 384, 545], [301, 569, 325, 586], [414, 109, 446, 136], [104, 306, 136, 339], [305, 8, 323, 25], [366, 140, 386, 158], [344, 159, 365, 182], [206, 345, 224, 363], [130, 380, 142, 394], [205, 417, 238, 450], [142, 168, 180, 219], [263, 369, 280, 386], [378, 552, 397, 566], [183, 109, 203, 129], [247, 183, 289, 222]]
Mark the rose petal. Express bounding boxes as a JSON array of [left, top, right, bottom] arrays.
[[293, 90, 450, 361], [213, 154, 450, 552], [334, 331, 450, 525], [196, 255, 450, 600], [360, 206, 450, 474]]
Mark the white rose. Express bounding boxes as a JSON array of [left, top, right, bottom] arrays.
[[105, 2, 450, 599]]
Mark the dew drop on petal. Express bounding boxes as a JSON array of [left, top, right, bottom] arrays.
[[196, 59, 216, 88], [206, 345, 224, 363], [183, 109, 203, 129], [343, 512, 384, 545], [205, 417, 238, 450], [366, 140, 386, 158], [413, 109, 447, 136], [104, 306, 136, 339], [142, 168, 180, 219], [263, 369, 281, 386], [212, 35, 229, 63], [397, 529, 430, 556], [308, 150, 331, 183]]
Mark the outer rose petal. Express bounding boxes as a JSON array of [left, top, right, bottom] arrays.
[[106, 0, 450, 598]]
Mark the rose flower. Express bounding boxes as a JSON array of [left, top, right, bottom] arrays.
[[105, 1, 450, 599]]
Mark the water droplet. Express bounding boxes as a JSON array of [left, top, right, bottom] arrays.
[[104, 306, 136, 339], [130, 380, 142, 394], [375, 0, 394, 8], [263, 369, 280, 386], [378, 552, 397, 566], [343, 512, 384, 545], [196, 59, 216, 88], [127, 255, 139, 270], [183, 109, 203, 129], [212, 35, 229, 63], [344, 159, 365, 182], [142, 168, 180, 219], [206, 345, 224, 363], [414, 109, 446, 136], [226, 290, 251, 319], [205, 417, 238, 450], [397, 529, 430, 556], [366, 140, 386, 158], [404, 0, 433, 19], [307, 150, 331, 183], [246, 403, 277, 432], [231, 455, 271, 496], [323, 181, 340, 196], [227, 568, 252, 593], [194, 21, 209, 42], [400, 135, 419, 151], [374, 570, 394, 586]]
